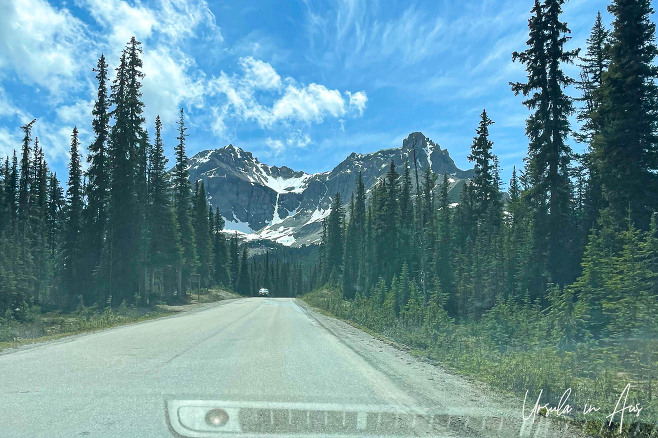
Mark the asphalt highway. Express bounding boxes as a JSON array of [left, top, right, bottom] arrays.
[[0, 298, 534, 438]]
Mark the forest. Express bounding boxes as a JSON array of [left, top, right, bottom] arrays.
[[309, 0, 657, 433], [0, 36, 310, 317], [0, 0, 656, 433]]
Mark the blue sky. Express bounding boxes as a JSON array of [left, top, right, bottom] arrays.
[[0, 0, 619, 184]]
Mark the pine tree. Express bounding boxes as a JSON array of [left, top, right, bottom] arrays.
[[18, 119, 36, 262], [229, 232, 239, 288], [0, 157, 7, 234], [46, 173, 63, 257], [512, 0, 577, 287], [353, 172, 367, 295], [592, 0, 658, 229], [147, 115, 181, 299], [379, 161, 401, 285], [7, 152, 18, 223], [63, 127, 84, 306], [172, 108, 197, 297], [437, 173, 453, 304], [212, 207, 230, 287], [193, 181, 212, 287], [237, 247, 251, 295], [468, 109, 496, 220], [326, 192, 345, 280], [399, 162, 415, 277], [577, 12, 610, 144], [82, 54, 111, 304], [107, 48, 138, 305]]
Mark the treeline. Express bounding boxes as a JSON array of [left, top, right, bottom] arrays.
[[248, 250, 309, 298], [313, 0, 657, 416], [0, 38, 254, 318]]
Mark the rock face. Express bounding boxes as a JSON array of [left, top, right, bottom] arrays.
[[187, 132, 473, 247]]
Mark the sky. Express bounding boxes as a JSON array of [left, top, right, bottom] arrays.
[[0, 0, 621, 185]]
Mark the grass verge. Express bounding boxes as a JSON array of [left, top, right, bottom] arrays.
[[0, 288, 238, 353]]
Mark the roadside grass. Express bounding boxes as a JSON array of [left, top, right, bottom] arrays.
[[0, 287, 238, 353], [301, 288, 658, 438]]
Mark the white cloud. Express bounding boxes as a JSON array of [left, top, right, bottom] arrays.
[[0, 127, 20, 160], [347, 90, 367, 116], [141, 47, 205, 125], [241, 57, 282, 90], [56, 99, 94, 125], [271, 83, 345, 124], [82, 0, 221, 49], [83, 0, 157, 47], [286, 130, 311, 148], [265, 137, 285, 155], [209, 58, 365, 130], [0, 87, 30, 122], [0, 0, 91, 95]]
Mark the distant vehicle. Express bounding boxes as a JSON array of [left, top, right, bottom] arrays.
[[258, 288, 269, 297]]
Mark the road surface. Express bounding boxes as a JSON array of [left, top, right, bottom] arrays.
[[0, 298, 551, 437]]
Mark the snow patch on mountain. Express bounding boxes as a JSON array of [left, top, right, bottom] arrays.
[[256, 162, 312, 194], [305, 208, 329, 226], [223, 215, 253, 234]]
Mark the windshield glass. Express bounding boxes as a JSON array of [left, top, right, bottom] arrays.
[[0, 0, 656, 437]]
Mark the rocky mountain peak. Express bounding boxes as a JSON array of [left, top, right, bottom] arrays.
[[187, 133, 473, 247], [401, 132, 430, 151]]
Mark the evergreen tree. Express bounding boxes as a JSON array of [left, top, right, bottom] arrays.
[[437, 173, 453, 305], [229, 232, 239, 288], [18, 119, 36, 262], [577, 12, 610, 144], [468, 109, 496, 220], [193, 181, 212, 287], [107, 48, 139, 305], [512, 0, 577, 287], [46, 173, 63, 257], [82, 54, 111, 304], [63, 127, 83, 306], [592, 0, 658, 229], [7, 152, 18, 223], [237, 247, 251, 295], [212, 207, 230, 286], [0, 157, 7, 234], [172, 108, 197, 297], [147, 115, 181, 299], [326, 192, 345, 280]]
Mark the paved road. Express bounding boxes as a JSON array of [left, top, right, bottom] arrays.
[[0, 298, 531, 438]]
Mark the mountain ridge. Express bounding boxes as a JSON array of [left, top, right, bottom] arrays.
[[188, 132, 473, 247]]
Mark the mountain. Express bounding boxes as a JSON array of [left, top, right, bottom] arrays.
[[187, 132, 473, 247]]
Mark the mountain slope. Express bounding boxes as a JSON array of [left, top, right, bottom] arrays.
[[188, 132, 473, 246]]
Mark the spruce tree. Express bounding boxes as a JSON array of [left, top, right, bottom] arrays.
[[82, 54, 110, 304], [326, 192, 345, 279], [592, 0, 658, 229], [229, 232, 239, 288], [342, 194, 358, 299], [46, 173, 63, 257], [7, 152, 18, 223], [237, 247, 251, 295], [512, 0, 577, 287], [193, 181, 212, 287], [577, 12, 610, 144], [18, 119, 36, 261], [63, 127, 83, 306], [172, 108, 197, 297], [212, 207, 230, 286], [147, 116, 181, 299], [107, 48, 139, 305], [437, 173, 453, 305], [468, 109, 496, 221]]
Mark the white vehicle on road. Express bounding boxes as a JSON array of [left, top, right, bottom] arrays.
[[258, 288, 269, 297]]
